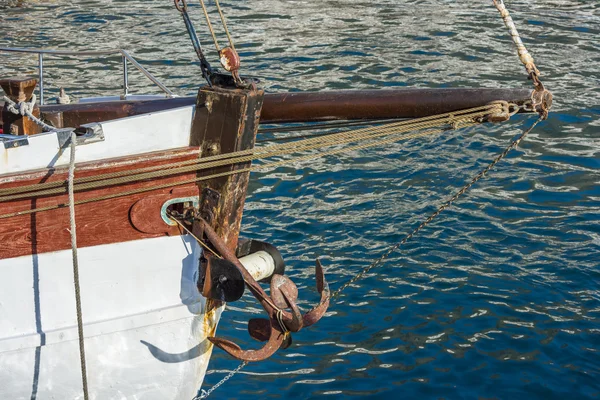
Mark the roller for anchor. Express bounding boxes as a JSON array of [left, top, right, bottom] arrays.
[[200, 239, 285, 302]]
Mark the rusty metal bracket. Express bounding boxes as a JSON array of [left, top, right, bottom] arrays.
[[196, 187, 237, 301]]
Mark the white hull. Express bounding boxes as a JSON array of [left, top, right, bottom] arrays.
[[0, 94, 272, 398], [0, 236, 219, 399]]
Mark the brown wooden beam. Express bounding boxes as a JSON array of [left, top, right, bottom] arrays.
[[29, 88, 533, 130], [259, 88, 534, 123]]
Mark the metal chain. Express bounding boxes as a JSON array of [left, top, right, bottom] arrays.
[[175, 0, 214, 85], [332, 115, 543, 299], [194, 361, 248, 400], [193, 116, 544, 400]]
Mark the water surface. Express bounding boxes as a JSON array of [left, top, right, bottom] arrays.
[[1, 1, 599, 399]]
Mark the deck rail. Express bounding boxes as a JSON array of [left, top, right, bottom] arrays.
[[0, 47, 175, 104]]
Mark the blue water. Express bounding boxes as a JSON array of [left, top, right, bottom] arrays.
[[1, 1, 599, 399]]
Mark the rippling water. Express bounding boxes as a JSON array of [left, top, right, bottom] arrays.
[[1, 1, 599, 399]]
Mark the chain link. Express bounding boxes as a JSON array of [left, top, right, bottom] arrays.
[[195, 361, 248, 400], [332, 115, 543, 299], [191, 115, 543, 400]]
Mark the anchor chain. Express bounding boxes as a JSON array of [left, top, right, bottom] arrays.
[[193, 2, 553, 399], [194, 361, 248, 400], [332, 115, 544, 299]]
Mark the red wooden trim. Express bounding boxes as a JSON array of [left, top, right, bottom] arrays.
[[0, 147, 202, 260]]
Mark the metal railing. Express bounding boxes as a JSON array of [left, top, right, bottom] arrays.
[[0, 47, 175, 104]]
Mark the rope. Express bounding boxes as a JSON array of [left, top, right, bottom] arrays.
[[197, 0, 237, 53], [68, 131, 90, 400], [2, 94, 56, 132], [492, 0, 539, 77], [0, 104, 501, 201], [214, 0, 236, 51], [198, 0, 221, 52], [492, 0, 552, 120], [0, 122, 478, 220]]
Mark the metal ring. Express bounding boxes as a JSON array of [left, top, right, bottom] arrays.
[[174, 0, 188, 12], [508, 103, 520, 117]]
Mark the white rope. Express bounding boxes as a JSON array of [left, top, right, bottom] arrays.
[[68, 131, 90, 400], [2, 94, 56, 132], [492, 0, 539, 76]]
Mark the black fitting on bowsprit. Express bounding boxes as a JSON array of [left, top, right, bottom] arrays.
[[174, 0, 214, 87]]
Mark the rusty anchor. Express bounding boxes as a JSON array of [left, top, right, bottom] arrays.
[[195, 217, 330, 361]]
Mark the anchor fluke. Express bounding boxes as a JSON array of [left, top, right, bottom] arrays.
[[248, 318, 271, 342], [302, 259, 331, 327]]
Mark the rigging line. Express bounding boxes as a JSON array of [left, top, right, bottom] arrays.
[[258, 118, 406, 135], [331, 115, 543, 300], [198, 0, 221, 52], [0, 115, 443, 197], [0, 105, 499, 199], [493, 0, 539, 78], [214, 0, 236, 51], [0, 123, 473, 220], [0, 104, 498, 197], [67, 131, 90, 400], [0, 114, 482, 202]]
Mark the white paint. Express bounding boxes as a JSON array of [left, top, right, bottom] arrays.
[[0, 234, 280, 399], [0, 235, 212, 400], [0, 105, 194, 175], [239, 250, 276, 282]]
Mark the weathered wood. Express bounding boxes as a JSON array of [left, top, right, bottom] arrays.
[[0, 86, 264, 260], [0, 148, 201, 260], [0, 77, 37, 103], [41, 96, 195, 129], [190, 86, 264, 251], [0, 77, 42, 135]]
